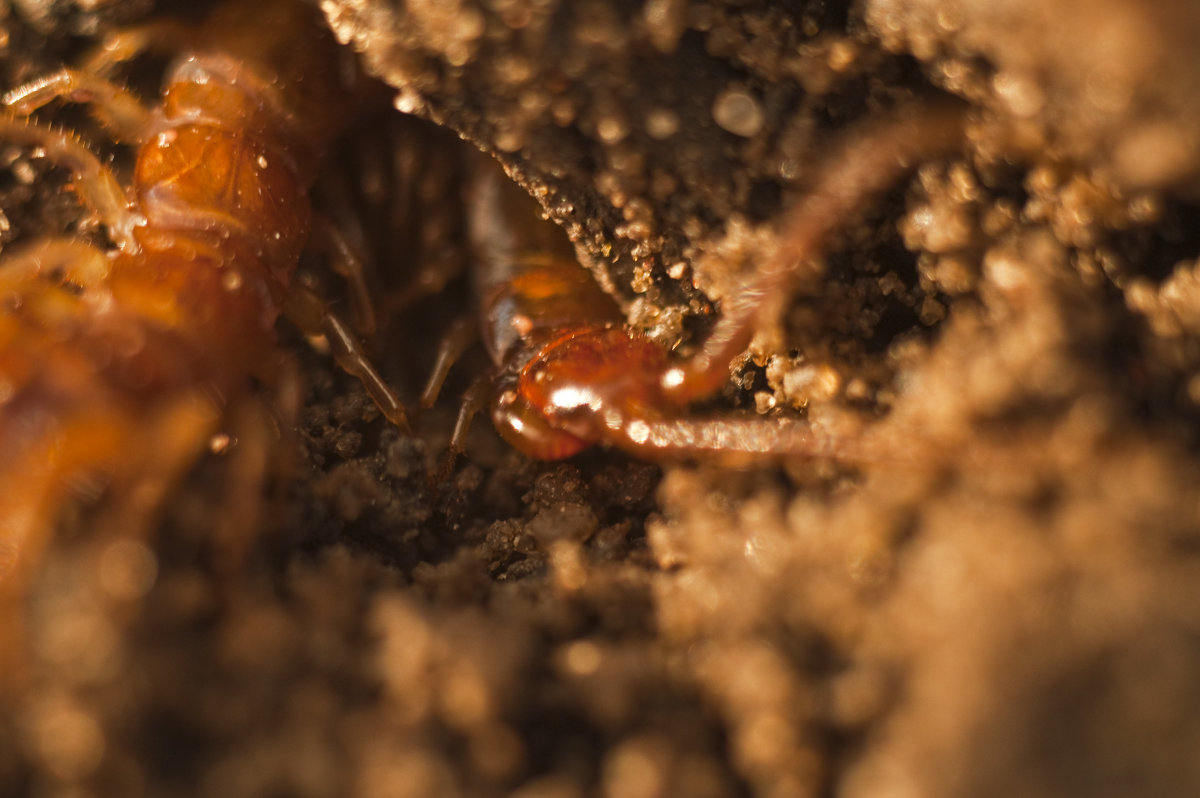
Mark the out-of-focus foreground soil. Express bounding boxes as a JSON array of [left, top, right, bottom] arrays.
[[5, 0, 1200, 796]]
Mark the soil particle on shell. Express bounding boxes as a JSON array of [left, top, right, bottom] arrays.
[[6, 0, 1200, 797]]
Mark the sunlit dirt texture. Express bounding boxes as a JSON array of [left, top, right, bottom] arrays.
[[5, 0, 1200, 795]]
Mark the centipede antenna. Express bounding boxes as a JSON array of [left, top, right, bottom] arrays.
[[603, 412, 925, 467], [662, 99, 969, 406]]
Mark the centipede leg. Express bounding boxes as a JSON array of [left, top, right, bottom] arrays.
[[374, 120, 467, 316], [380, 248, 469, 316], [420, 313, 478, 409], [0, 390, 217, 688], [0, 117, 140, 251], [0, 238, 111, 294], [433, 372, 492, 482], [283, 282, 411, 434], [77, 20, 195, 79], [102, 391, 220, 540], [210, 397, 274, 574], [308, 214, 377, 336], [4, 69, 155, 143]]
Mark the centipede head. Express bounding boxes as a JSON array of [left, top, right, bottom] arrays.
[[491, 326, 671, 460]]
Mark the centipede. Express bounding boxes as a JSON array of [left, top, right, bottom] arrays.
[[431, 101, 968, 466], [0, 0, 410, 676]]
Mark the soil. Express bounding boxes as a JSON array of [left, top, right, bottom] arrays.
[[5, 0, 1200, 797]]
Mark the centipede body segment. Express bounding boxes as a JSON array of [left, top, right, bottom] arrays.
[[0, 0, 407, 675]]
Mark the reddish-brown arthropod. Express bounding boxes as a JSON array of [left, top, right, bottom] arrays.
[[0, 0, 406, 667], [437, 102, 967, 464]]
